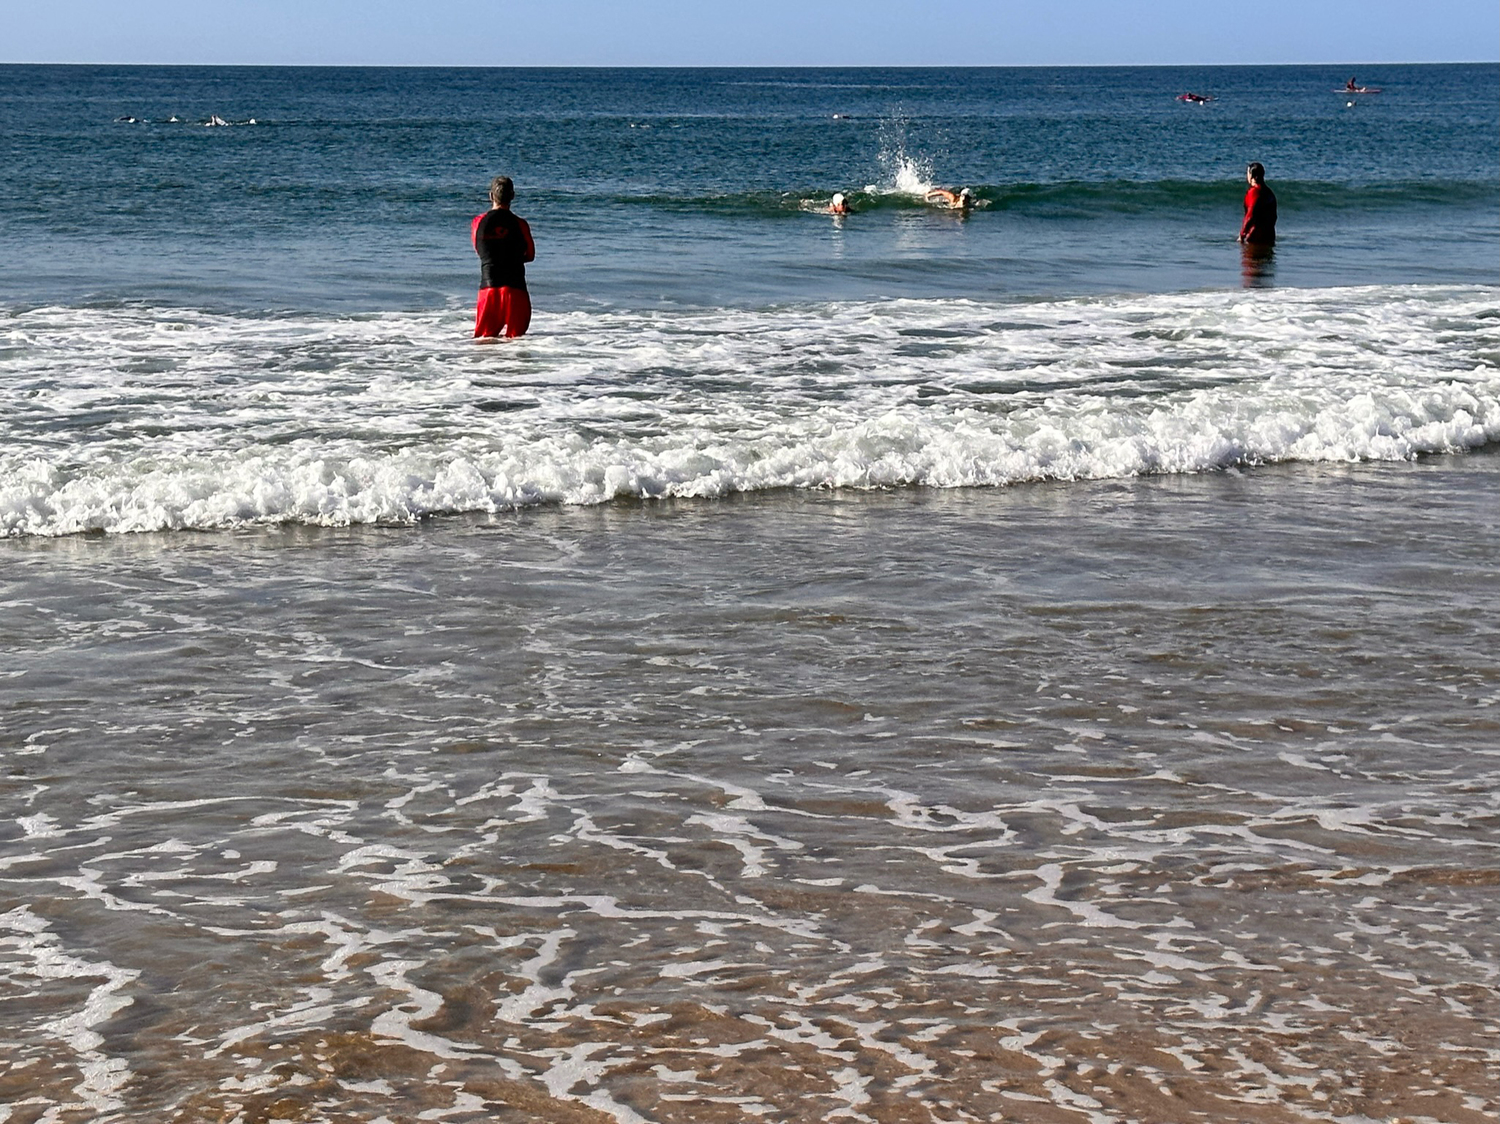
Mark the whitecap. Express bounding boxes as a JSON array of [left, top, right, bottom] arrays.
[[2, 287, 1495, 537]]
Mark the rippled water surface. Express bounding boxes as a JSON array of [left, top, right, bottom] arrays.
[[4, 457, 1498, 1122], [1, 63, 1497, 308], [2, 62, 1498, 1123]]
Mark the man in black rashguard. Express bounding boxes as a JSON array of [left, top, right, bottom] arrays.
[[471, 176, 535, 338]]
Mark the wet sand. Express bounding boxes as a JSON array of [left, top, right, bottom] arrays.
[[2, 455, 1498, 1123]]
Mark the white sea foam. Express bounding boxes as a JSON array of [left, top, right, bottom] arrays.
[[865, 152, 935, 197], [1, 286, 1495, 536], [1, 906, 138, 1114], [866, 124, 937, 196]]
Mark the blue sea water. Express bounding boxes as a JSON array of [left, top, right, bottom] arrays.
[[0, 64, 1496, 535], [2, 65, 1499, 1124], [0, 63, 1495, 312]]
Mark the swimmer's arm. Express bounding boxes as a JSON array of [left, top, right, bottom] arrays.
[[471, 214, 482, 252], [519, 218, 536, 262]]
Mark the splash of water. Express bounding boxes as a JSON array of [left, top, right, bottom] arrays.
[[867, 118, 936, 196], [885, 154, 935, 196]]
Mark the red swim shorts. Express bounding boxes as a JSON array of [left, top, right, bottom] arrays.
[[474, 287, 531, 338]]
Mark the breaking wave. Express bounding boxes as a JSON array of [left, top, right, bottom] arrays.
[[2, 285, 1496, 536]]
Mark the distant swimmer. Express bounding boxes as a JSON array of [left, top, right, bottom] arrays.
[[472, 175, 535, 339], [205, 115, 230, 127], [829, 192, 850, 215], [925, 187, 973, 212], [1237, 162, 1277, 247], [1177, 92, 1215, 104]]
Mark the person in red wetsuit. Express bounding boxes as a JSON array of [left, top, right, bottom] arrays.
[[1238, 162, 1277, 247], [472, 176, 535, 338]]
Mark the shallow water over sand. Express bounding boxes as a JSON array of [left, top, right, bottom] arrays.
[[3, 455, 1497, 1122]]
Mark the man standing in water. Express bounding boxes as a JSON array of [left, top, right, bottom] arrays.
[[1238, 162, 1277, 247], [472, 176, 535, 338], [1238, 162, 1277, 287]]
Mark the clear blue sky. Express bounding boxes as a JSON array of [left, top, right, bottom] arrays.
[[3, 1, 1496, 66]]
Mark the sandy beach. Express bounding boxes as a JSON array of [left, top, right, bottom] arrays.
[[5, 453, 1497, 1122]]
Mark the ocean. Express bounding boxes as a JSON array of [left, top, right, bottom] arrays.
[[1, 64, 1497, 1123]]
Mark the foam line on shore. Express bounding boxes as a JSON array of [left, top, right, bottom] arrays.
[[2, 286, 1495, 536]]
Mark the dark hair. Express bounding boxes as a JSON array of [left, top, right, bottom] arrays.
[[489, 175, 515, 205], [1246, 162, 1266, 184]]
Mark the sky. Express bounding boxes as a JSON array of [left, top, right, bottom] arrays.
[[2, 0, 1496, 67]]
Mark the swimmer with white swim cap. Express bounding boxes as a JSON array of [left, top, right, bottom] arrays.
[[829, 192, 850, 215], [924, 186, 973, 212]]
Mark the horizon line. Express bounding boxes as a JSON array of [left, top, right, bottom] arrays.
[[3, 59, 1497, 69]]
